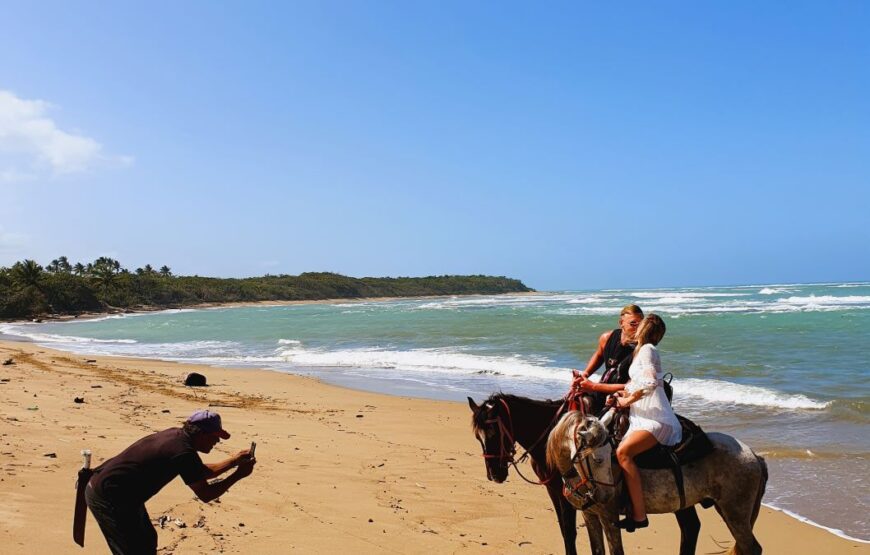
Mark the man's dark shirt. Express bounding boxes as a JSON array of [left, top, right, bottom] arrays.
[[600, 328, 635, 385], [90, 428, 210, 506], [586, 328, 636, 414]]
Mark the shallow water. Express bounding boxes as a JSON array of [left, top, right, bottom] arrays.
[[3, 282, 868, 540]]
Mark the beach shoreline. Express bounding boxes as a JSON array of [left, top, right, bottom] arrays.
[[1, 291, 542, 325], [1, 338, 866, 553]]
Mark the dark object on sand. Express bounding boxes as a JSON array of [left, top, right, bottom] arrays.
[[2, 358, 13, 365], [184, 372, 208, 387], [74, 397, 85, 404]]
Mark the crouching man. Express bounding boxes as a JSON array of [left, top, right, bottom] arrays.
[[85, 410, 256, 554]]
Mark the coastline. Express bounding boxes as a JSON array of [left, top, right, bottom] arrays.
[[0, 338, 866, 553], [1, 291, 543, 324]]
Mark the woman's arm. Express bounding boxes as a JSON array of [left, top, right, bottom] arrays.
[[619, 345, 659, 406]]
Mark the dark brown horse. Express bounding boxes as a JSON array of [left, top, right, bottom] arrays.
[[469, 393, 702, 555]]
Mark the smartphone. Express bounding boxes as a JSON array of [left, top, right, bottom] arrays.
[[249, 441, 257, 459]]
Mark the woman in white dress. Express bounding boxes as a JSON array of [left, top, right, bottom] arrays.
[[611, 313, 681, 531]]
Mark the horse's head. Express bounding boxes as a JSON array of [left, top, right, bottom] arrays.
[[546, 411, 611, 477], [575, 414, 609, 450], [468, 395, 516, 483]]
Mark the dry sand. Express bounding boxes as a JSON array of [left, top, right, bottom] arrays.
[[0, 339, 866, 554]]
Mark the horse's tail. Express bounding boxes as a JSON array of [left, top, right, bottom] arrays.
[[751, 452, 768, 526], [545, 411, 581, 472]]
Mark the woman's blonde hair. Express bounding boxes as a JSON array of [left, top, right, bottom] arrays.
[[634, 313, 666, 355]]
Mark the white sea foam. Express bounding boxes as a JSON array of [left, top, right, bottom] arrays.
[[678, 378, 830, 410], [550, 306, 627, 316], [275, 345, 570, 382], [630, 291, 749, 299], [776, 295, 870, 307], [0, 324, 138, 345], [413, 294, 592, 311], [566, 296, 612, 304], [278, 339, 302, 345], [759, 287, 789, 295]]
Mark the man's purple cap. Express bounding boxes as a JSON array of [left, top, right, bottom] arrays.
[[187, 410, 230, 439]]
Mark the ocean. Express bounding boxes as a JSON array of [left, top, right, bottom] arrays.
[[2, 282, 868, 542]]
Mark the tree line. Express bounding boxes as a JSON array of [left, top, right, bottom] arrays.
[[0, 257, 532, 319]]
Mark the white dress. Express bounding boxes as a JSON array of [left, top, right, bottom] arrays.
[[624, 344, 682, 446]]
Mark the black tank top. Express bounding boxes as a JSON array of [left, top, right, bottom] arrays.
[[600, 329, 634, 384]]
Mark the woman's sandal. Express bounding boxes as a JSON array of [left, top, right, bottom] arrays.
[[616, 516, 649, 533]]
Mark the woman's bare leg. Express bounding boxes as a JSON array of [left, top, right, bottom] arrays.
[[616, 430, 659, 521]]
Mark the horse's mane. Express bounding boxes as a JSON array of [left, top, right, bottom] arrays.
[[471, 392, 563, 435], [546, 410, 583, 471]]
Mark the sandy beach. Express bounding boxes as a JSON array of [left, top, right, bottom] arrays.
[[0, 339, 866, 554]]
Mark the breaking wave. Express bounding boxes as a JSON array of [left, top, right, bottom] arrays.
[[678, 378, 830, 410]]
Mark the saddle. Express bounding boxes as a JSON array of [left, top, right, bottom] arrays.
[[609, 412, 715, 509], [634, 414, 714, 469]]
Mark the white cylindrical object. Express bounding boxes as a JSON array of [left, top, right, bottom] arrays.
[[81, 449, 92, 470], [599, 408, 616, 428]]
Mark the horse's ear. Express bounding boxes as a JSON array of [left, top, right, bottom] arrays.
[[467, 397, 479, 413]]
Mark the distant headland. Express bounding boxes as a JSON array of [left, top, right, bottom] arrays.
[[0, 257, 533, 320]]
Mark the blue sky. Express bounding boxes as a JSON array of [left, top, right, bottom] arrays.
[[1, 2, 867, 290]]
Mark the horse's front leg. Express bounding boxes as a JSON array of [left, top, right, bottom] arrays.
[[674, 506, 701, 555], [580, 510, 605, 555], [600, 510, 625, 555], [544, 480, 578, 555]]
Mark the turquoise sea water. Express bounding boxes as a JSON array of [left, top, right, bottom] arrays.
[[3, 282, 868, 541]]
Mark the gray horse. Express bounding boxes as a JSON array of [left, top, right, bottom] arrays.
[[546, 410, 767, 555]]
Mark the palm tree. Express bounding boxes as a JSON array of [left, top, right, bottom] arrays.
[[11, 260, 44, 290], [144, 264, 154, 274], [73, 262, 85, 276], [92, 265, 116, 294], [159, 265, 172, 277], [57, 256, 72, 273], [47, 259, 60, 273]]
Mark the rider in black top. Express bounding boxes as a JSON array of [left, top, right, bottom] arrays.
[[572, 304, 643, 414]]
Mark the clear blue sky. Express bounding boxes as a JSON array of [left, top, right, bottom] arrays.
[[1, 1, 867, 290]]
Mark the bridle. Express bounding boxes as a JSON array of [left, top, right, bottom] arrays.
[[477, 397, 566, 486], [478, 398, 517, 465], [561, 412, 621, 508]]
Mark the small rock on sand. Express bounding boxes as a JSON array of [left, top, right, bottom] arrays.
[[184, 372, 208, 386]]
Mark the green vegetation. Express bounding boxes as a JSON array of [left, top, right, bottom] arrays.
[[0, 257, 532, 320]]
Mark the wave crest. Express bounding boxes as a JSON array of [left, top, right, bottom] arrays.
[[678, 378, 830, 410]]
